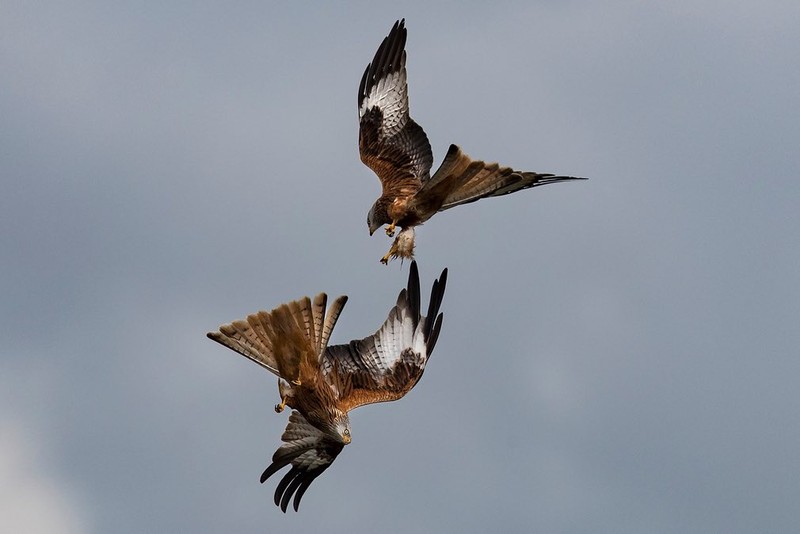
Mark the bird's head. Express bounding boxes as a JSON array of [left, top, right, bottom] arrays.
[[367, 199, 389, 236], [330, 412, 352, 445]]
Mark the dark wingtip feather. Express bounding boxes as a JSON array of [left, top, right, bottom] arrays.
[[291, 469, 324, 512], [554, 175, 588, 181], [268, 467, 327, 512], [292, 480, 312, 512], [427, 313, 444, 355], [360, 19, 408, 107], [260, 458, 289, 484], [424, 268, 447, 335], [438, 268, 448, 296], [535, 175, 588, 186], [407, 261, 421, 320], [272, 467, 300, 508], [280, 474, 306, 512]]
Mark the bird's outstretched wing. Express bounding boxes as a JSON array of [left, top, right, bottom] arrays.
[[358, 19, 433, 190], [260, 410, 344, 512], [413, 144, 587, 215], [322, 261, 447, 411], [207, 294, 348, 381]]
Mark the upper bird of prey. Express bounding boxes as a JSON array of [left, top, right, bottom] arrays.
[[207, 262, 447, 512], [359, 19, 586, 263]]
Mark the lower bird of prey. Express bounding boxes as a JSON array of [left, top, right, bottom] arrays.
[[207, 262, 447, 512], [359, 19, 587, 264]]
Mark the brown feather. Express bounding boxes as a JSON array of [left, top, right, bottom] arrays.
[[335, 351, 426, 412], [207, 318, 278, 374], [319, 295, 347, 354], [311, 293, 327, 355]]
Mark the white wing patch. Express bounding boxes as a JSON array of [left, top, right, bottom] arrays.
[[371, 295, 426, 374], [359, 66, 409, 137]]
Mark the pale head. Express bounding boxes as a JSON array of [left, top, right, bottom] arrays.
[[330, 411, 352, 445]]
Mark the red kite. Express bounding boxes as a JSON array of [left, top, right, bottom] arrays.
[[207, 262, 447, 511], [359, 20, 586, 263]]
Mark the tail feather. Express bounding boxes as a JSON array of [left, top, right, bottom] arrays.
[[208, 321, 278, 375], [207, 293, 349, 381], [312, 294, 327, 355], [418, 144, 586, 213], [288, 297, 317, 352], [268, 303, 314, 382], [319, 296, 348, 354], [208, 318, 279, 374]]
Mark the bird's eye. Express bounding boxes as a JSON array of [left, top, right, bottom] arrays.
[[344, 428, 350, 437]]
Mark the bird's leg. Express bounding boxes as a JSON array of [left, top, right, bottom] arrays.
[[380, 240, 399, 265], [291, 378, 301, 386], [385, 220, 398, 237], [274, 395, 288, 413], [380, 228, 415, 264]]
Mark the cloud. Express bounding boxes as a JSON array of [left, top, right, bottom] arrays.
[[0, 425, 86, 534], [0, 367, 89, 534]]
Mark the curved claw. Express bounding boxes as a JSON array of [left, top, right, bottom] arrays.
[[274, 395, 288, 413], [380, 242, 397, 265], [385, 223, 396, 237]]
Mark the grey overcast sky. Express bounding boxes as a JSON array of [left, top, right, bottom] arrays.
[[2, 1, 799, 532]]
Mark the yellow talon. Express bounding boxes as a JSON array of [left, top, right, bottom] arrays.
[[385, 222, 397, 237], [379, 228, 415, 264], [291, 378, 301, 386], [274, 396, 288, 413], [380, 242, 398, 265]]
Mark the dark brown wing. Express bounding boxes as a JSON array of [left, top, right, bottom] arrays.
[[358, 19, 433, 192], [260, 410, 344, 512], [412, 144, 587, 216], [322, 261, 447, 412]]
